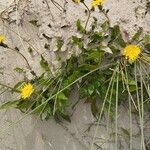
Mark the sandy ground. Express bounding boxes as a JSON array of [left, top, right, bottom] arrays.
[[0, 0, 150, 149]]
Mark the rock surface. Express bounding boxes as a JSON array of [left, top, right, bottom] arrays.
[[0, 0, 150, 150]]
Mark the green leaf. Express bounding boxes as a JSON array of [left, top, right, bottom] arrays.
[[129, 85, 137, 92], [14, 81, 25, 90], [0, 100, 20, 109], [44, 105, 52, 120], [91, 17, 97, 30], [132, 28, 143, 41], [29, 20, 40, 27], [56, 37, 64, 51], [72, 36, 83, 49], [40, 55, 50, 71], [90, 32, 103, 43], [117, 35, 126, 47], [110, 25, 126, 47], [17, 101, 30, 110], [14, 67, 24, 74], [28, 47, 33, 54], [55, 92, 69, 111], [31, 103, 47, 114], [128, 80, 136, 85], [144, 43, 150, 52], [101, 21, 109, 32], [72, 36, 81, 43], [44, 43, 50, 49], [57, 92, 68, 101], [111, 25, 120, 40], [78, 64, 97, 72], [76, 19, 86, 34], [87, 51, 103, 61], [143, 35, 150, 44], [88, 84, 95, 95], [68, 71, 80, 83], [91, 99, 98, 118], [128, 80, 137, 92]]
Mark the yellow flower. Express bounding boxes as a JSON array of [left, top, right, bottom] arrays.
[[20, 83, 33, 99], [123, 45, 141, 63], [0, 35, 5, 43], [92, 0, 104, 7]]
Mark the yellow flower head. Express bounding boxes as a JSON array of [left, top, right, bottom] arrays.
[[20, 83, 33, 99], [0, 35, 5, 43], [92, 0, 104, 7], [123, 45, 141, 63]]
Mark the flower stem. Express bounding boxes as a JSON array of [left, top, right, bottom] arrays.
[[7, 46, 37, 77], [82, 2, 91, 31], [101, 9, 110, 23]]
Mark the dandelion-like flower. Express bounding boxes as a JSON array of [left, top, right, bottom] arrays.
[[20, 83, 33, 99], [123, 45, 141, 63], [92, 0, 104, 7], [0, 35, 5, 43]]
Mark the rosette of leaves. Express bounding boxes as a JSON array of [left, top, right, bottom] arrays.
[[0, 18, 150, 125]]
